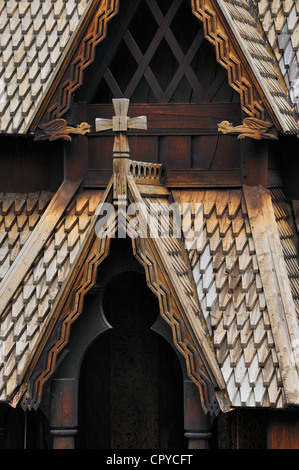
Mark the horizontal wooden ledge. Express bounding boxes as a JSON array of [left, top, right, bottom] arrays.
[[87, 130, 229, 136], [82, 168, 283, 189], [70, 102, 242, 133], [83, 169, 242, 188]]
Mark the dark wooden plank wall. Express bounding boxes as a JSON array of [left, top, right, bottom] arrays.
[[68, 102, 243, 188], [0, 136, 63, 193]]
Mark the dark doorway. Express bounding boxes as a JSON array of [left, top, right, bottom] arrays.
[[78, 268, 187, 449]]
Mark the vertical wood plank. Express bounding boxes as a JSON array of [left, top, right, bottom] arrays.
[[159, 136, 191, 168], [129, 136, 159, 163], [241, 139, 268, 187], [50, 378, 78, 449], [267, 414, 299, 449], [64, 102, 88, 181], [191, 135, 219, 168], [88, 136, 114, 169]]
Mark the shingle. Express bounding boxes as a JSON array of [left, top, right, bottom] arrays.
[[173, 186, 299, 409], [0, 189, 103, 402], [252, 0, 299, 117], [0, 0, 91, 134]]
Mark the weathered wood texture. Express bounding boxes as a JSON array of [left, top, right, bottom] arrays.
[[267, 414, 299, 449], [240, 138, 268, 188], [244, 185, 299, 405], [0, 180, 80, 319]]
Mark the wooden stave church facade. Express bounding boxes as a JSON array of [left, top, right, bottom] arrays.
[[0, 0, 299, 449]]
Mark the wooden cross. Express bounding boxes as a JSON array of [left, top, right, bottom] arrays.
[[95, 99, 147, 200], [95, 98, 147, 158]]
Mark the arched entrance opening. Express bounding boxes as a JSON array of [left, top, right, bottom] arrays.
[[77, 263, 187, 449]]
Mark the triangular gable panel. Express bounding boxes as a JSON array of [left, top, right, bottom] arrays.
[[27, 0, 299, 135], [31, 0, 120, 132], [1, 0, 297, 135], [10, 169, 230, 416], [190, 0, 298, 133], [2, 149, 299, 413]]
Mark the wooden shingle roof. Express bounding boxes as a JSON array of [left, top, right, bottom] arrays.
[[0, 185, 104, 403], [173, 185, 299, 408], [215, 0, 299, 133], [253, 0, 299, 116], [1, 168, 299, 412], [0, 0, 91, 134]]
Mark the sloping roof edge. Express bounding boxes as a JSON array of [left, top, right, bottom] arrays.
[[24, 0, 99, 135], [243, 184, 299, 405], [217, 0, 299, 135]]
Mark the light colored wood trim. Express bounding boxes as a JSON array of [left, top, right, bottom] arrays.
[[136, 183, 170, 197], [0, 179, 81, 318], [244, 184, 299, 405]]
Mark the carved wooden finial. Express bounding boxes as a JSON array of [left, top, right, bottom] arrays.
[[95, 98, 147, 158], [95, 99, 147, 201]]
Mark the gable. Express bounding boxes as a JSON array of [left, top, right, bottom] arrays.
[[75, 0, 239, 105], [24, 0, 298, 136], [1, 0, 295, 135]]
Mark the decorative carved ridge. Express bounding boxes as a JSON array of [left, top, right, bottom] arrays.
[[190, 0, 266, 120], [35, 118, 91, 141], [131, 235, 222, 415], [217, 117, 278, 140], [47, 0, 119, 122], [19, 233, 112, 410]]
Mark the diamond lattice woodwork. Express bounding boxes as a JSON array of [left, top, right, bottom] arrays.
[[88, 0, 237, 104]]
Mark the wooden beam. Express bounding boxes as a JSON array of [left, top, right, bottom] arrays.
[[79, 103, 241, 134], [82, 168, 283, 189], [240, 138, 268, 187], [244, 184, 299, 405]]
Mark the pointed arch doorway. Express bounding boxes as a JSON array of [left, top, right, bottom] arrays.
[[77, 239, 187, 449]]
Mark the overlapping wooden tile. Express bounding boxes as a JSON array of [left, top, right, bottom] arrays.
[[0, 0, 91, 134], [0, 192, 53, 283], [253, 0, 299, 116], [0, 190, 103, 401], [172, 188, 285, 408]]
